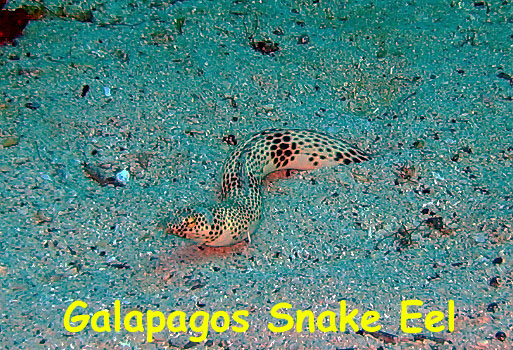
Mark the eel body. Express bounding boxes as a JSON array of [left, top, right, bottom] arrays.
[[164, 129, 369, 246]]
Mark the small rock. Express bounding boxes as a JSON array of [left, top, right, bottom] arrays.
[[495, 331, 506, 341], [376, 49, 387, 58], [412, 140, 425, 149], [81, 84, 90, 97], [489, 276, 501, 287], [0, 164, 13, 172], [25, 102, 40, 110], [34, 210, 52, 224], [273, 27, 284, 35], [486, 302, 499, 312], [492, 257, 504, 265], [115, 169, 130, 186], [222, 135, 237, 146], [262, 104, 275, 112], [297, 34, 309, 44], [474, 232, 486, 243], [1, 136, 19, 148], [251, 40, 279, 54]]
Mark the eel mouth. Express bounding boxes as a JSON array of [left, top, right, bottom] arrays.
[[156, 212, 181, 235], [156, 216, 170, 231]]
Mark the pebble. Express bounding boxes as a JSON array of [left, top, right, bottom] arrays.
[[492, 257, 504, 265], [115, 169, 130, 186], [486, 302, 499, 312], [25, 102, 40, 110], [495, 331, 506, 341], [222, 135, 237, 146], [489, 276, 501, 287], [1, 136, 19, 148], [0, 164, 12, 172], [412, 139, 425, 149], [34, 210, 52, 224], [262, 104, 275, 112], [81, 84, 90, 97], [474, 232, 486, 243], [297, 34, 309, 44]]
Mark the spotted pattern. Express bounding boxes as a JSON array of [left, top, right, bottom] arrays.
[[165, 129, 369, 246]]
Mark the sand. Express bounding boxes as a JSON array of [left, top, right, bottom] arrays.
[[0, 0, 512, 348]]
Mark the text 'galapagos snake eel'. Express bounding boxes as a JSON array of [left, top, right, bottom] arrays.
[[164, 129, 369, 246]]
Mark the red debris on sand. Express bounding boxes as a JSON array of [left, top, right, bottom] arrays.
[[0, 0, 31, 45], [251, 39, 279, 55]]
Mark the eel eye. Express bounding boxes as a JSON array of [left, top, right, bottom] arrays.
[[186, 216, 196, 229]]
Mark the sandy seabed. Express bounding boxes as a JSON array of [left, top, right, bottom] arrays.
[[1, 0, 512, 349]]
